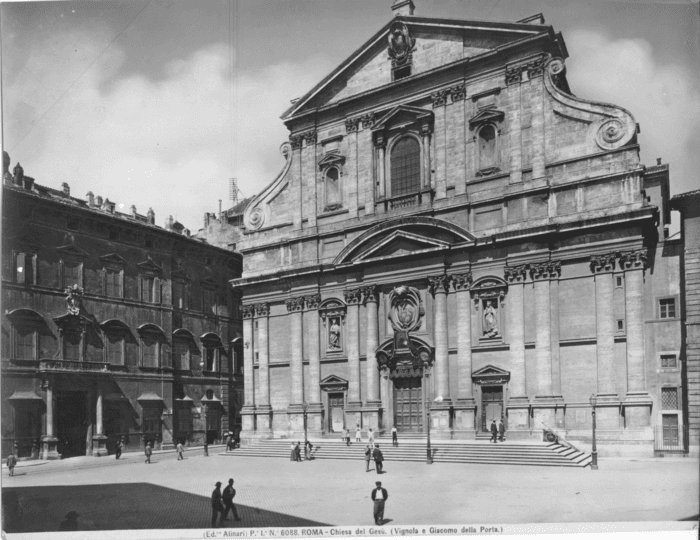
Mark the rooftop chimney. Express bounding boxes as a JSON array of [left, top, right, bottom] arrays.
[[183, 228, 190, 237], [61, 182, 70, 196], [86, 192, 95, 207], [102, 198, 114, 213], [391, 0, 415, 17], [165, 215, 174, 231], [656, 158, 662, 165], [147, 207, 155, 225], [130, 205, 137, 218], [96, 195, 103, 207], [13, 163, 24, 186]]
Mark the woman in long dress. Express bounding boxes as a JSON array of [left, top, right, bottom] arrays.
[[355, 425, 362, 442], [290, 442, 296, 461]]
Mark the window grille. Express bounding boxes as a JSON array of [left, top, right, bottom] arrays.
[[390, 137, 421, 197], [661, 388, 679, 410]]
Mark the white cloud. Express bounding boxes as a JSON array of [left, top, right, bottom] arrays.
[[6, 41, 332, 232]]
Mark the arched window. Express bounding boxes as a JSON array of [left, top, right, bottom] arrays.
[[477, 125, 497, 170], [325, 167, 341, 209], [390, 136, 421, 197]]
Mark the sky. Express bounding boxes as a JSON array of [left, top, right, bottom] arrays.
[[2, 0, 698, 234]]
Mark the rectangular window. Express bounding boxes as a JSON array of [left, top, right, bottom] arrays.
[[205, 347, 216, 371], [177, 406, 191, 433], [141, 276, 154, 303], [63, 261, 81, 288], [172, 338, 189, 371], [14, 324, 36, 360], [15, 253, 34, 285], [617, 319, 625, 332], [661, 388, 679, 410], [615, 276, 623, 288], [142, 334, 158, 367], [105, 268, 122, 298], [661, 354, 678, 368], [659, 298, 676, 319], [203, 289, 216, 315], [105, 333, 123, 364], [142, 408, 160, 433], [64, 330, 81, 361], [173, 282, 186, 310]]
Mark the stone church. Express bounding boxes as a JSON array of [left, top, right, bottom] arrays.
[[230, 1, 688, 454]]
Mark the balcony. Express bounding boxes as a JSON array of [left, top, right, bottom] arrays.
[[39, 359, 111, 373], [380, 189, 434, 213]]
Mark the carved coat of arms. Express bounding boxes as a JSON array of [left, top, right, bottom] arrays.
[[65, 284, 84, 315], [388, 286, 424, 354], [387, 22, 415, 66]]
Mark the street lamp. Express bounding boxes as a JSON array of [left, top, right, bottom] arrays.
[[302, 401, 308, 448], [426, 409, 433, 464], [589, 393, 598, 470]]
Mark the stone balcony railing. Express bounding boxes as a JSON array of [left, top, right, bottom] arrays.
[[39, 359, 111, 373], [380, 188, 435, 212]]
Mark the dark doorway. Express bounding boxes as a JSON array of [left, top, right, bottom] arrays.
[[480, 386, 503, 432], [328, 393, 344, 433], [56, 391, 88, 457], [393, 377, 422, 432]]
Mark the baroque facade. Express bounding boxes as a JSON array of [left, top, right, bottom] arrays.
[[226, 1, 693, 455], [1, 154, 244, 459]]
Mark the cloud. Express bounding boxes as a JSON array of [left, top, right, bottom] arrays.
[[6, 39, 332, 232], [566, 29, 700, 205]]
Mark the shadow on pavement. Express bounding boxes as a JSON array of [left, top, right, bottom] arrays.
[[2, 484, 332, 533]]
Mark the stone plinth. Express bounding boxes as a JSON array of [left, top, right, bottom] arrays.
[[40, 436, 61, 460], [91, 434, 108, 457], [361, 403, 382, 432], [594, 394, 621, 430], [255, 405, 273, 436], [453, 399, 477, 438], [532, 395, 564, 429], [345, 405, 363, 431], [241, 406, 256, 436], [506, 396, 530, 432], [430, 403, 452, 439], [305, 403, 325, 437], [623, 392, 652, 428]]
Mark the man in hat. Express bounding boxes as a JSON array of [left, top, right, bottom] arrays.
[[373, 444, 384, 474], [211, 481, 225, 527], [115, 437, 124, 460], [59, 511, 79, 531], [6, 452, 17, 477], [489, 420, 498, 443], [222, 478, 242, 521], [144, 442, 152, 464], [177, 441, 185, 460], [498, 419, 506, 442], [371, 481, 388, 525]]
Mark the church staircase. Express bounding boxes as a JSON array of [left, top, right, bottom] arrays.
[[224, 436, 592, 468]]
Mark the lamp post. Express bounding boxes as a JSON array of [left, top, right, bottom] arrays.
[[302, 401, 308, 447], [589, 393, 598, 470], [426, 409, 433, 464]]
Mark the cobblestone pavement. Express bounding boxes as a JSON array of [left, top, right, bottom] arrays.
[[2, 452, 698, 533]]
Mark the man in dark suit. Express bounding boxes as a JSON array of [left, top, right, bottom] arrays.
[[222, 478, 242, 521], [373, 444, 384, 474], [490, 420, 498, 443], [498, 419, 506, 442], [211, 481, 225, 527], [371, 481, 388, 525], [115, 437, 124, 460]]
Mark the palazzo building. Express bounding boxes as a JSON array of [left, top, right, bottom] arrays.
[[1, 154, 244, 459], [228, 0, 694, 455]]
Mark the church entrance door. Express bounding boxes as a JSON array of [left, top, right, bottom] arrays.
[[393, 377, 423, 433], [481, 386, 503, 432], [56, 391, 88, 457], [328, 393, 345, 433]]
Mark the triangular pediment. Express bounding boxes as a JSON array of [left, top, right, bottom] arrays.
[[283, 16, 548, 119], [320, 374, 349, 388], [472, 364, 510, 378], [137, 258, 162, 274], [56, 244, 89, 259], [372, 105, 433, 132], [469, 106, 505, 127], [318, 151, 346, 169], [99, 253, 127, 266], [354, 230, 450, 262]]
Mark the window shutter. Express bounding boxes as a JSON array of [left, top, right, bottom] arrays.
[[154, 277, 161, 304]]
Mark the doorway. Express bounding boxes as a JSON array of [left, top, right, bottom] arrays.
[[480, 386, 503, 432], [393, 377, 423, 433], [328, 393, 344, 433], [56, 391, 88, 457]]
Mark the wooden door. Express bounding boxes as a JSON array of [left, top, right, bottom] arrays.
[[393, 377, 423, 432], [481, 386, 503, 431], [662, 414, 679, 446], [329, 393, 344, 433]]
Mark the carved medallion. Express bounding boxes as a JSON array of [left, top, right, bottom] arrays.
[[388, 286, 424, 334], [387, 22, 415, 67]]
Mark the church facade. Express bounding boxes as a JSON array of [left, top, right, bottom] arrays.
[[231, 1, 687, 454]]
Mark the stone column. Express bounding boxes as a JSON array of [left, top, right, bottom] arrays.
[[421, 125, 432, 189], [504, 265, 530, 433], [92, 385, 108, 456], [304, 294, 324, 435], [620, 249, 652, 428], [429, 274, 452, 437], [591, 254, 620, 429], [41, 379, 60, 459], [452, 273, 476, 436], [240, 305, 256, 437], [375, 135, 386, 201], [344, 287, 363, 428], [286, 296, 306, 436], [362, 285, 381, 431], [530, 261, 563, 428], [255, 302, 272, 435]]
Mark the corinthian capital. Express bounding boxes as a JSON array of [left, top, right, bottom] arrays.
[[451, 272, 473, 291], [242, 304, 256, 319], [529, 261, 561, 281], [619, 249, 647, 271], [343, 287, 363, 305], [285, 296, 305, 313], [361, 285, 379, 304], [590, 253, 616, 274], [254, 302, 270, 317], [428, 275, 451, 295], [304, 294, 321, 310], [504, 265, 528, 283]]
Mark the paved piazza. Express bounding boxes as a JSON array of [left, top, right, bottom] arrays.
[[2, 451, 698, 533]]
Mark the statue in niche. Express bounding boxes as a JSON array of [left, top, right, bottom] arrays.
[[329, 318, 341, 349], [483, 300, 499, 338]]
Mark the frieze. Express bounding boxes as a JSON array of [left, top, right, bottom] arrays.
[[504, 265, 528, 283], [241, 304, 255, 319], [529, 261, 561, 281], [431, 89, 450, 108], [285, 296, 305, 313], [345, 117, 360, 133], [362, 284, 379, 304], [428, 274, 451, 295], [343, 287, 363, 305], [450, 84, 466, 102], [619, 249, 648, 271], [304, 294, 322, 310], [590, 253, 616, 274], [254, 303, 270, 317], [451, 272, 473, 291]]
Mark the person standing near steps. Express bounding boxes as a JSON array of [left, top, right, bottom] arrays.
[[371, 481, 388, 525]]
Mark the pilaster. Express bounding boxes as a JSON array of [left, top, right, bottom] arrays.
[[254, 302, 272, 434], [452, 272, 476, 436], [429, 274, 452, 435], [344, 287, 363, 409], [504, 265, 530, 430]]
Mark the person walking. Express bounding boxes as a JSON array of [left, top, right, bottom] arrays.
[[144, 442, 152, 464], [6, 452, 17, 477], [368, 428, 375, 447], [305, 440, 313, 460], [498, 419, 506, 442], [295, 442, 302, 462], [489, 420, 498, 443], [211, 481, 225, 528], [364, 445, 372, 472], [115, 437, 124, 460], [355, 425, 362, 442], [373, 444, 384, 474], [391, 427, 398, 447], [204, 441, 209, 457], [290, 442, 296, 462], [225, 432, 232, 451], [344, 428, 350, 446], [371, 481, 388, 525], [222, 478, 242, 521], [177, 441, 185, 460], [59, 511, 79, 531]]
